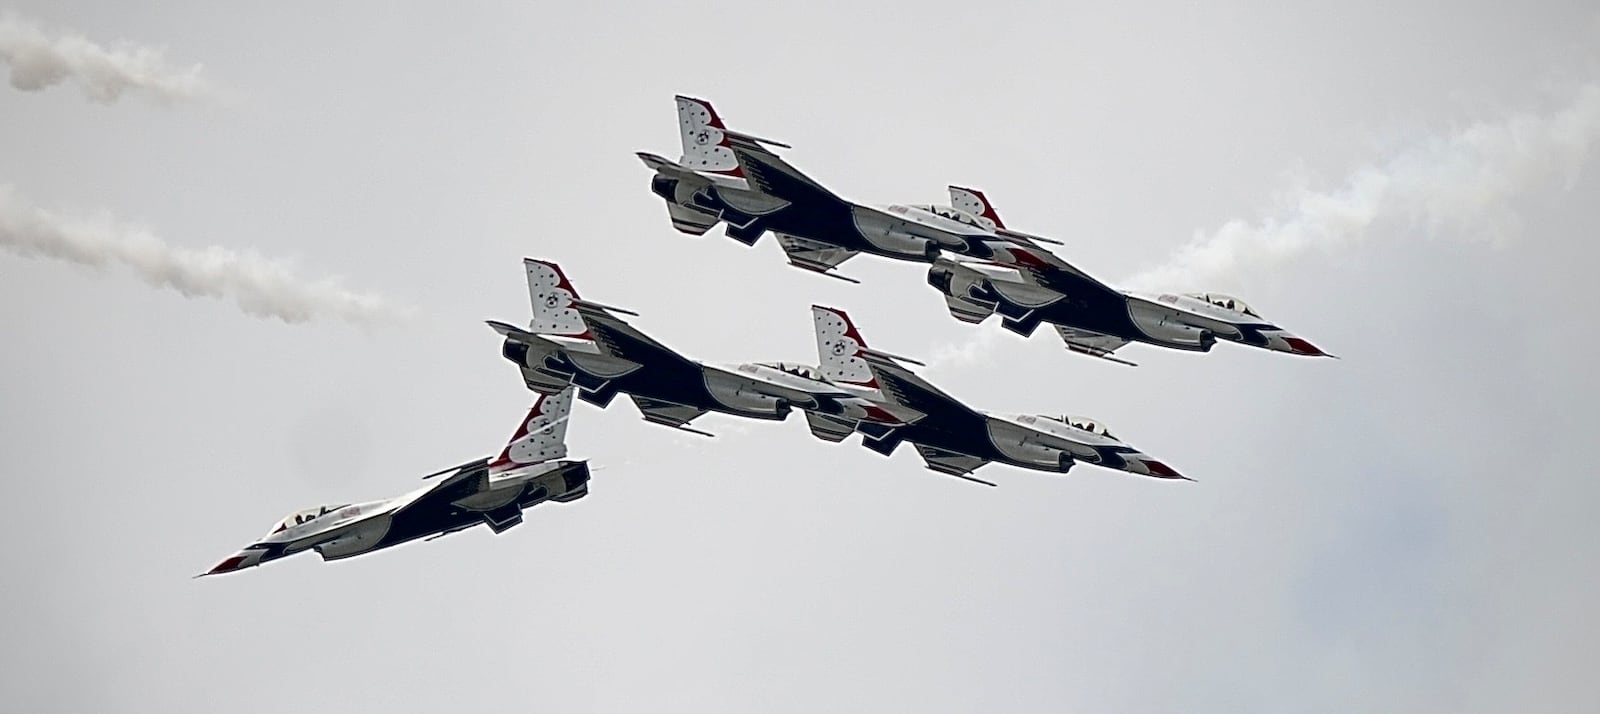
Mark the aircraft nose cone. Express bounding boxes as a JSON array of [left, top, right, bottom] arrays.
[[197, 549, 262, 577], [1130, 457, 1191, 481], [198, 555, 247, 578], [1283, 336, 1327, 357]]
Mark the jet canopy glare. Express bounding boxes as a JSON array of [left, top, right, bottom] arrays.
[[269, 504, 347, 535], [1187, 293, 1260, 318]]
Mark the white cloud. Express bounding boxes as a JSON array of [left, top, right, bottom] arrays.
[[0, 186, 403, 325], [1124, 83, 1600, 291], [0, 12, 216, 105]]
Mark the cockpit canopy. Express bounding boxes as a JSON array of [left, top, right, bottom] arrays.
[[1039, 414, 1118, 440], [757, 361, 825, 382], [270, 504, 346, 535], [1187, 293, 1259, 318], [907, 204, 988, 229]]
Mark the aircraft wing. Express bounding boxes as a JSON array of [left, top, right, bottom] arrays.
[[776, 233, 859, 280], [861, 354, 984, 427], [1054, 326, 1137, 366], [629, 395, 711, 429], [730, 144, 849, 209], [402, 459, 493, 512], [573, 304, 700, 376], [1004, 247, 1119, 296]]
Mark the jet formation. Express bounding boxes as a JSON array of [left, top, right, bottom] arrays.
[[203, 95, 1330, 575], [489, 259, 1183, 485], [642, 96, 1330, 365]]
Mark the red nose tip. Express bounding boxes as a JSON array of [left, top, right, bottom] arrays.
[[207, 555, 246, 575], [1284, 337, 1325, 356], [1141, 460, 1188, 480]]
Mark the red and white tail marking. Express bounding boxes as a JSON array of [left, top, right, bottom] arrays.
[[489, 388, 575, 472], [812, 305, 878, 388], [676, 95, 744, 177], [949, 186, 1006, 230], [524, 258, 591, 338]]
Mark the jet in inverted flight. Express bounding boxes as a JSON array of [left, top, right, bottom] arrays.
[[200, 389, 590, 576], [926, 187, 1331, 365], [637, 96, 1057, 282], [808, 305, 1186, 486], [490, 258, 918, 436]]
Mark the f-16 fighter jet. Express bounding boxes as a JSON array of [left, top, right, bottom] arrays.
[[809, 305, 1186, 486], [637, 97, 1059, 282], [199, 389, 590, 576], [927, 187, 1331, 365], [489, 258, 919, 436]]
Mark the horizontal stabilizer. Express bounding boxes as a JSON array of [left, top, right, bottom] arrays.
[[666, 202, 719, 236], [805, 412, 858, 442], [481, 506, 523, 534], [487, 319, 536, 340], [630, 395, 712, 432], [778, 233, 859, 281], [1056, 326, 1136, 366], [943, 294, 994, 323], [637, 151, 684, 173], [916, 445, 989, 479]]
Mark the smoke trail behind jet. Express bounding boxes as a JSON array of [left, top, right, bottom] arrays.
[[0, 13, 214, 104], [1124, 83, 1600, 291], [0, 186, 402, 325]]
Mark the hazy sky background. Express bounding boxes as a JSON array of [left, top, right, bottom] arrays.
[[3, 2, 1598, 712]]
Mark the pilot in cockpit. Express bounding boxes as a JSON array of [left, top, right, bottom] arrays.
[[1193, 293, 1261, 318]]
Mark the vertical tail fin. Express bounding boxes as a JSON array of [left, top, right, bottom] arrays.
[[524, 258, 591, 338], [812, 305, 879, 388], [489, 387, 575, 472], [676, 95, 744, 177], [949, 186, 1006, 230]]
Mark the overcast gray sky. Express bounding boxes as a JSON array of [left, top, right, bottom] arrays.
[[3, 2, 1598, 712]]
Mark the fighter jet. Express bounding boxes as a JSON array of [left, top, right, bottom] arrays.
[[489, 258, 919, 436], [926, 187, 1332, 365], [808, 305, 1186, 486], [199, 389, 590, 576], [637, 96, 1057, 282]]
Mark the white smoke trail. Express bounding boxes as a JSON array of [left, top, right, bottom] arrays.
[[0, 13, 215, 105], [1124, 83, 1600, 291], [924, 323, 1005, 371], [0, 186, 403, 325]]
